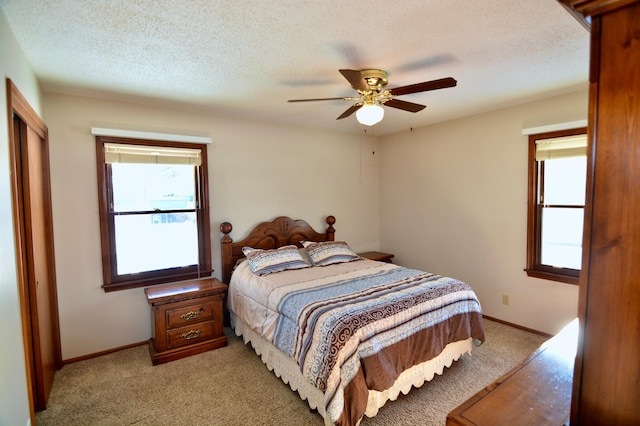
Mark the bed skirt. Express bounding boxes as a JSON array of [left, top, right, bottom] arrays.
[[230, 312, 475, 425]]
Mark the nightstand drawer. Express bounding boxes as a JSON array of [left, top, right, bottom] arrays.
[[166, 300, 217, 328], [166, 321, 216, 349]]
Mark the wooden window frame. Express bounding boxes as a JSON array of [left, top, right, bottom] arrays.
[[525, 127, 587, 285], [95, 136, 212, 292]]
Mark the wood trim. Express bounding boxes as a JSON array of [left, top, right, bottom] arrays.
[[10, 79, 63, 366], [62, 340, 149, 365], [559, 0, 639, 17], [558, 2, 592, 30], [101, 268, 215, 293], [569, 2, 640, 422], [482, 315, 553, 338], [94, 136, 212, 291], [198, 144, 212, 276], [6, 78, 36, 426], [94, 137, 112, 286], [571, 17, 601, 421], [6, 78, 63, 420], [525, 131, 539, 272], [524, 268, 579, 285], [525, 127, 587, 285], [6, 80, 46, 137]]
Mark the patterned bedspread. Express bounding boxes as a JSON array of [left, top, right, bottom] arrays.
[[228, 259, 485, 426]]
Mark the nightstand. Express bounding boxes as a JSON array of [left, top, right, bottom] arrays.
[[358, 251, 395, 263], [145, 278, 228, 365]]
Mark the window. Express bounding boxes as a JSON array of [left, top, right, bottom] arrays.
[[96, 136, 212, 291], [525, 127, 587, 285]]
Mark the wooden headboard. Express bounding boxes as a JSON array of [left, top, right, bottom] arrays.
[[220, 215, 335, 284]]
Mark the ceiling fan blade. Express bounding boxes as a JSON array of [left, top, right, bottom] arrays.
[[339, 69, 369, 92], [336, 103, 362, 120], [383, 99, 426, 113], [388, 77, 457, 96], [288, 97, 349, 102]]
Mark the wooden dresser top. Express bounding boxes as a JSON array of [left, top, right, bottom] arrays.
[[447, 319, 577, 425], [144, 278, 227, 306]]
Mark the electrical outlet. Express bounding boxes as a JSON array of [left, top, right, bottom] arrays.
[[502, 294, 510, 306]]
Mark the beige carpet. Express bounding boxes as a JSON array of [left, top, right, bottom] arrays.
[[36, 319, 547, 426]]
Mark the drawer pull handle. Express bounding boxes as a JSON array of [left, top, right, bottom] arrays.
[[179, 330, 202, 340], [180, 308, 204, 321]]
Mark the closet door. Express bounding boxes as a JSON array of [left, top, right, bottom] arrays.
[[18, 119, 59, 409]]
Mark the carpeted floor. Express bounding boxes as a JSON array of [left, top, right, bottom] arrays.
[[36, 319, 547, 426]]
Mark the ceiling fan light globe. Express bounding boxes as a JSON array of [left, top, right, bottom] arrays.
[[356, 104, 384, 126]]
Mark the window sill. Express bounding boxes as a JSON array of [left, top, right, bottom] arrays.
[[525, 269, 579, 285], [102, 269, 214, 292]]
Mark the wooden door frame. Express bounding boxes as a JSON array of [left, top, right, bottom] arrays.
[[6, 78, 62, 418]]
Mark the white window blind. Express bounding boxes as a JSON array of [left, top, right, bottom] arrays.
[[104, 143, 202, 166], [535, 134, 587, 161]]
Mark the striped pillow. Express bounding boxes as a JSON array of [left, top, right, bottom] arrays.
[[242, 245, 310, 276], [301, 241, 361, 266]]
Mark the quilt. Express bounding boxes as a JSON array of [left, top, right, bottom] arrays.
[[228, 259, 485, 425]]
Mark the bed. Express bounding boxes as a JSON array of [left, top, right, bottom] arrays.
[[220, 215, 485, 426]]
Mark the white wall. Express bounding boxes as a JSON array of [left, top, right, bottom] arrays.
[[0, 10, 44, 426], [379, 89, 588, 335], [44, 93, 380, 359]]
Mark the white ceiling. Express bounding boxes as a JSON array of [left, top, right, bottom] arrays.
[[0, 0, 590, 136]]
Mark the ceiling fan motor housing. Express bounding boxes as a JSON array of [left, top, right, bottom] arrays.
[[359, 69, 389, 92]]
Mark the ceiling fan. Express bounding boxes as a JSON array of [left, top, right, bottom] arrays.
[[288, 69, 457, 126]]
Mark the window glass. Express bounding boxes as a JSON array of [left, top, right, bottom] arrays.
[[541, 207, 584, 269], [542, 156, 586, 205], [114, 211, 198, 275], [111, 163, 196, 213]]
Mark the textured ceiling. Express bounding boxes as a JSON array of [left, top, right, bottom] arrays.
[[0, 0, 590, 136]]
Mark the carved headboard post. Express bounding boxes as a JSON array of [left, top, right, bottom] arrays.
[[220, 222, 234, 284], [326, 215, 335, 241]]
